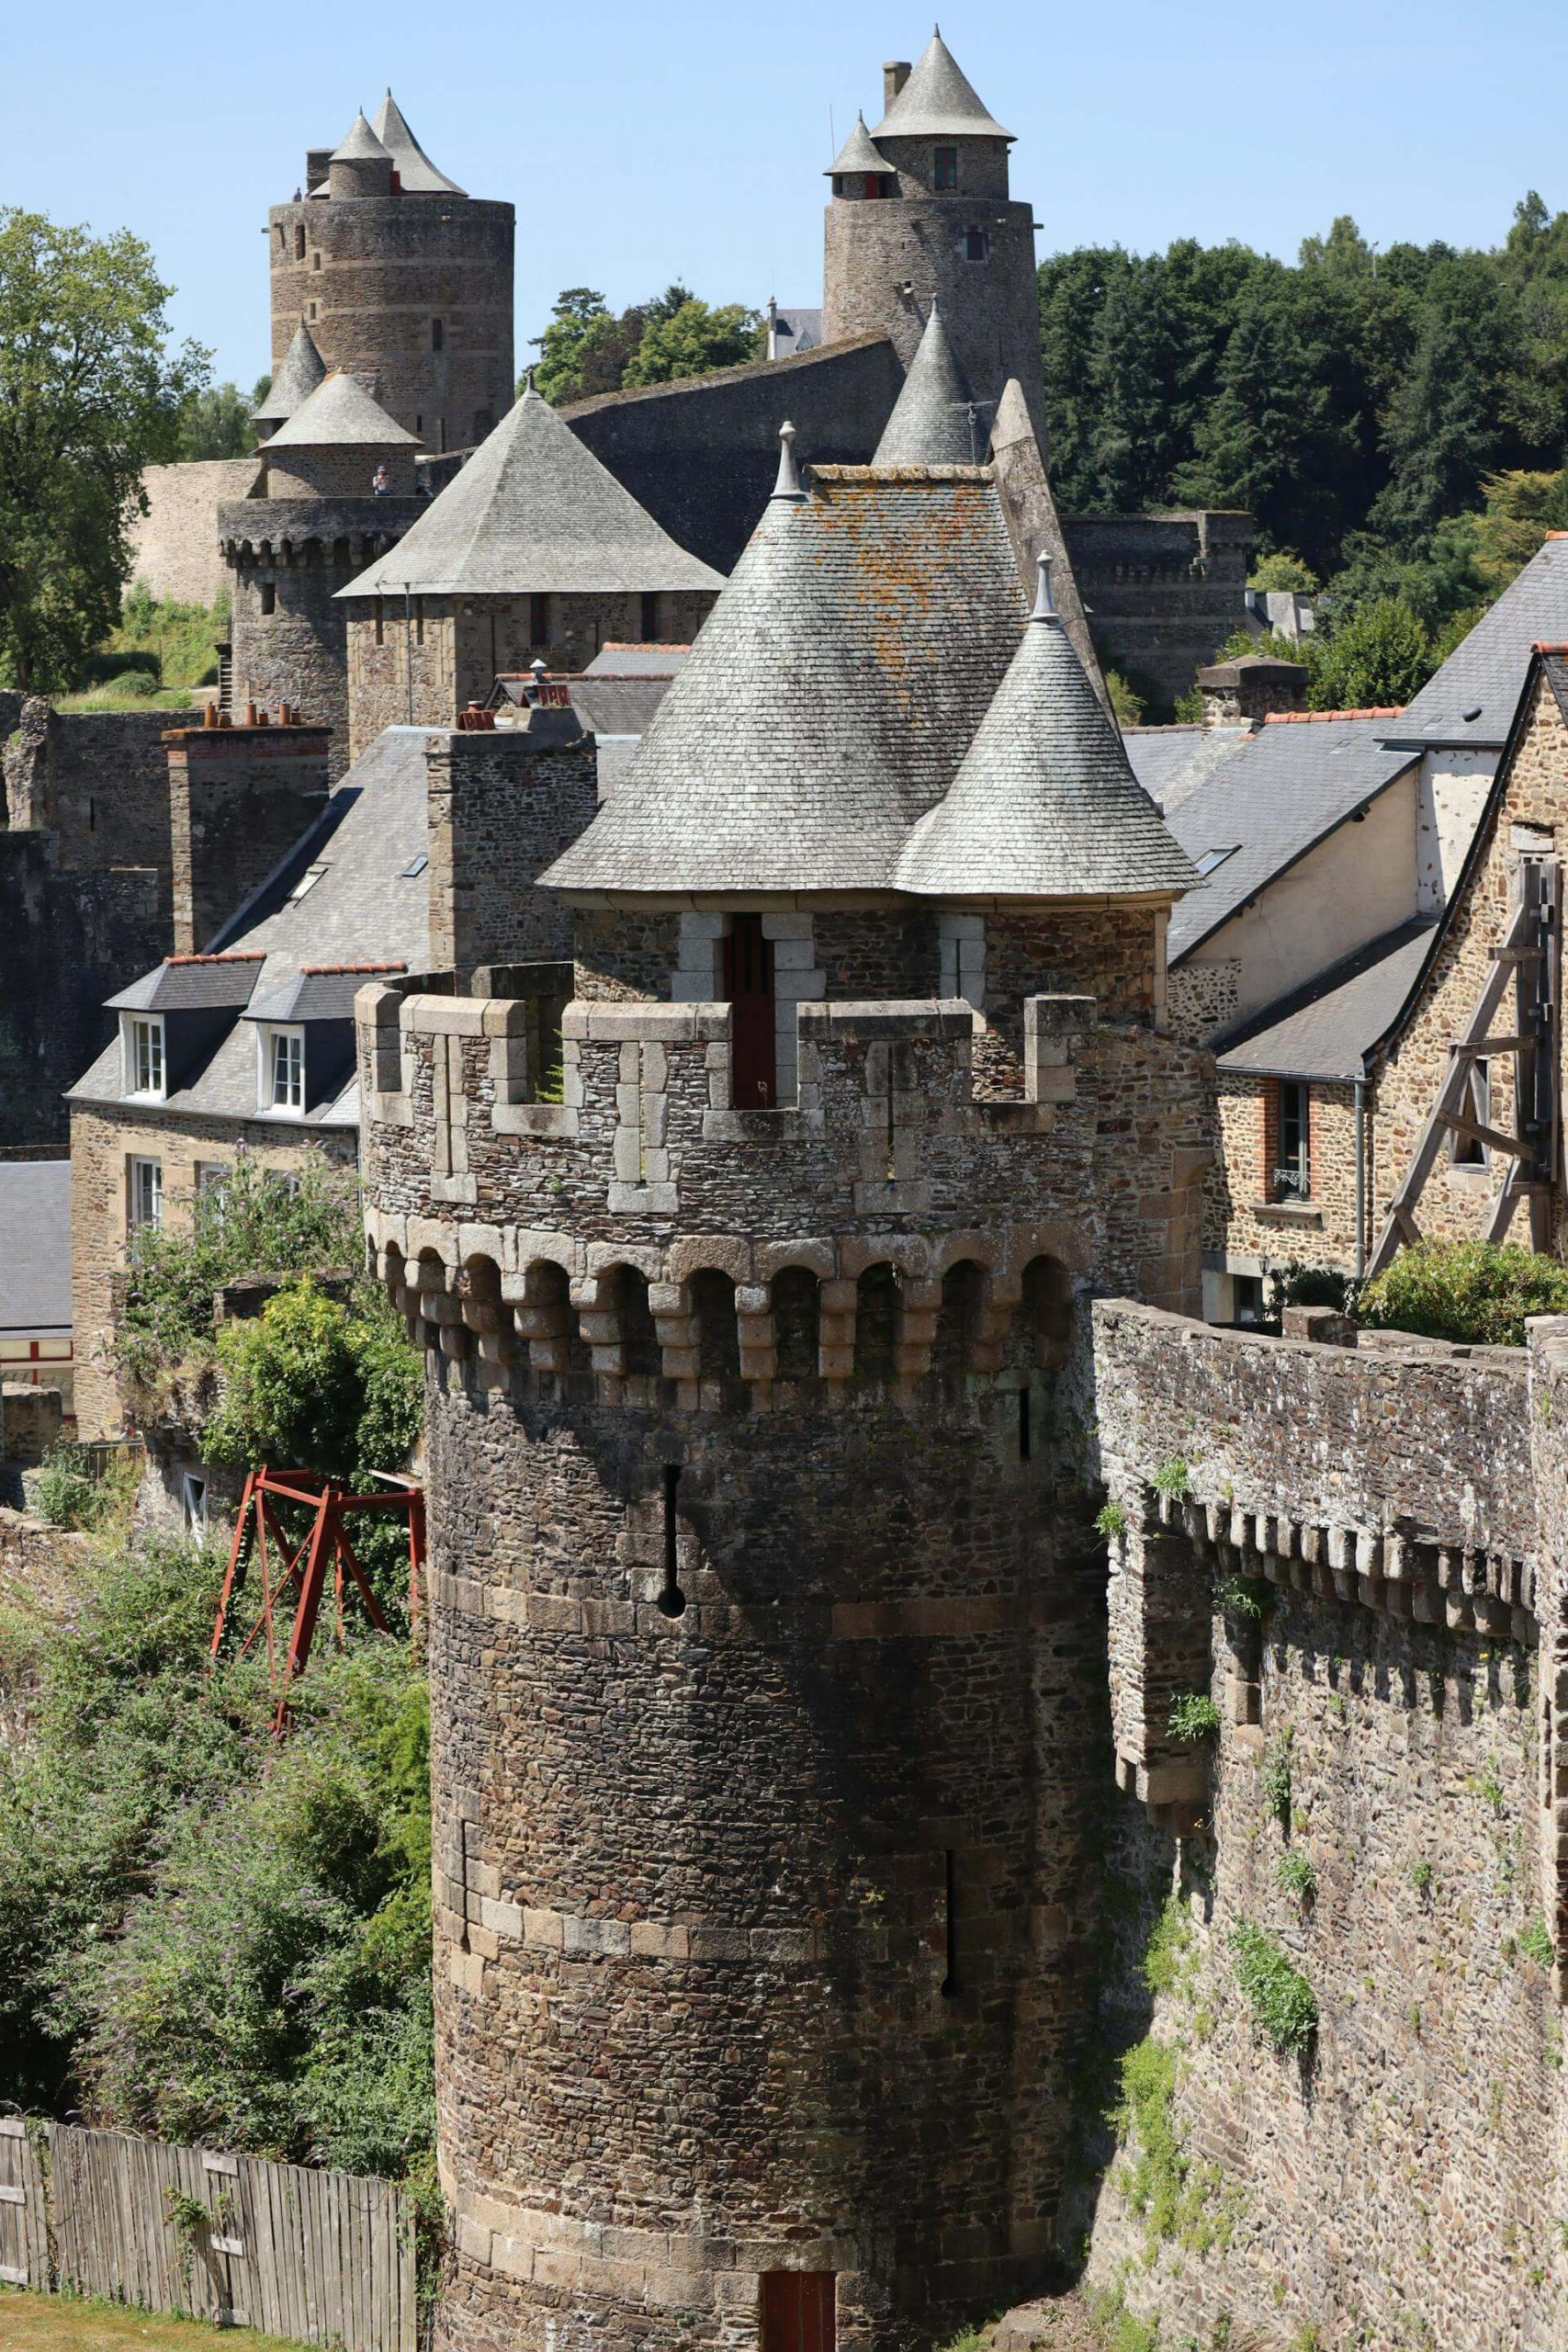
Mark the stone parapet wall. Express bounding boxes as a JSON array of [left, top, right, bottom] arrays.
[[1080, 1298, 1568, 2349], [357, 977, 1210, 1306]]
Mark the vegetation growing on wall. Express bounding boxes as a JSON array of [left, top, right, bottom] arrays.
[[1228, 1920, 1318, 2055]]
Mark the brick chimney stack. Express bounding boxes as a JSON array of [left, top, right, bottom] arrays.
[[883, 58, 911, 107], [1197, 653, 1309, 730]]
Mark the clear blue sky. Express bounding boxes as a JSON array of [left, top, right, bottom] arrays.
[[5, 0, 1563, 388]]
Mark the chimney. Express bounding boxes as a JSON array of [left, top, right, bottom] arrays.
[[1197, 654, 1309, 731], [883, 60, 911, 109], [305, 148, 332, 191]]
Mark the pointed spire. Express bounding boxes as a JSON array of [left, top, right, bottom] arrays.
[[1032, 553, 1059, 622], [871, 28, 1014, 141], [772, 421, 807, 503], [370, 91, 467, 196], [894, 579, 1198, 900], [330, 110, 392, 164], [254, 319, 329, 427], [825, 111, 896, 177], [265, 371, 421, 451], [873, 303, 977, 466]]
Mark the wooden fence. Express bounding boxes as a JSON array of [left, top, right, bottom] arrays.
[[0, 2119, 416, 2351]]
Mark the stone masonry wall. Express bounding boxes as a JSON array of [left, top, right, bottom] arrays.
[[424, 729, 599, 981], [128, 458, 258, 606], [1206, 1074, 1363, 1278], [164, 723, 332, 953], [1084, 1301, 1562, 2350], [0, 838, 163, 1150], [69, 1101, 355, 1439], [1370, 666, 1563, 1257]]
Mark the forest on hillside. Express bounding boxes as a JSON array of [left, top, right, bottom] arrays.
[[1037, 197, 1568, 628]]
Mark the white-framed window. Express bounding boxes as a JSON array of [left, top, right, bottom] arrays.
[[267, 1026, 305, 1112], [125, 1014, 166, 1099], [129, 1156, 163, 1231]]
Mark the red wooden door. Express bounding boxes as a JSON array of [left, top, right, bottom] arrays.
[[723, 915, 776, 1108], [761, 2271, 836, 2352]]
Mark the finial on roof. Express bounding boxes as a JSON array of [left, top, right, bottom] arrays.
[[525, 365, 537, 396], [1032, 554, 1059, 624], [772, 421, 807, 503]]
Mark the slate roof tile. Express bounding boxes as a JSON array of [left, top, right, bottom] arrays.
[[873, 302, 976, 467], [872, 30, 1013, 140], [1215, 919, 1437, 1081]]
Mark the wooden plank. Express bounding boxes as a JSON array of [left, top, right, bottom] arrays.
[[1438, 1111, 1529, 1158], [243, 2154, 278, 2342], [280, 2158, 307, 2345]]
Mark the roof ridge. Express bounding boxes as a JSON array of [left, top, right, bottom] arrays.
[[1264, 706, 1404, 723], [165, 951, 266, 965]]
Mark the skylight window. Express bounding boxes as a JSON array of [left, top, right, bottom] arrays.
[[400, 852, 429, 878], [288, 861, 330, 902], [1195, 845, 1240, 876]]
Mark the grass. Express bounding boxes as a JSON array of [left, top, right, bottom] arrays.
[[52, 687, 207, 714], [0, 2288, 314, 2349]]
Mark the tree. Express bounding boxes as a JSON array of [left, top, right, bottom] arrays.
[[1306, 594, 1436, 711], [526, 283, 722, 404], [0, 209, 208, 689], [1468, 467, 1568, 590], [1248, 551, 1318, 592], [175, 377, 265, 459], [621, 296, 763, 387]]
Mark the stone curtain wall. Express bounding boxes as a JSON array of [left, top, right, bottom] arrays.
[[5, 702, 203, 910], [1086, 1300, 1563, 2350], [1371, 667, 1565, 1255], [423, 730, 599, 982], [1059, 514, 1254, 712], [68, 1102, 356, 1439], [0, 840, 162, 1151], [128, 458, 258, 606]]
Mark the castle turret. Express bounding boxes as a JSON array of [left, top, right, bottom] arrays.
[[220, 373, 424, 779], [355, 428, 1210, 2351], [336, 382, 723, 762], [823, 31, 1047, 438], [253, 319, 328, 443], [267, 92, 513, 453], [871, 300, 976, 465]]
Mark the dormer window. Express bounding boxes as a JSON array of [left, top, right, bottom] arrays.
[[266, 1026, 306, 1113], [934, 144, 958, 189], [126, 1014, 165, 1100]]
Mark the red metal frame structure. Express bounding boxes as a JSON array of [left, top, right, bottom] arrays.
[[210, 1467, 426, 1732]]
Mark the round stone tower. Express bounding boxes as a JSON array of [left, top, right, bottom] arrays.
[[220, 371, 424, 778], [356, 443, 1208, 2351], [822, 32, 1047, 438], [267, 94, 513, 454]]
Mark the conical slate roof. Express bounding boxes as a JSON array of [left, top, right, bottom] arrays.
[[895, 560, 1199, 899], [541, 442, 1027, 896], [874, 303, 976, 465], [254, 322, 328, 426], [873, 28, 1014, 141], [331, 111, 393, 164], [371, 91, 467, 197], [265, 371, 420, 450], [337, 385, 723, 600], [826, 112, 895, 176]]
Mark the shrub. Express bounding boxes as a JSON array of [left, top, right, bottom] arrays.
[[1095, 1499, 1128, 1540], [1168, 1691, 1221, 1743], [205, 1280, 422, 1486], [1358, 1238, 1568, 1349], [1152, 1456, 1191, 1498], [32, 1442, 104, 1532], [1520, 1916, 1554, 1968], [1229, 1919, 1317, 2054], [1276, 1850, 1315, 1901], [1106, 669, 1145, 727], [1267, 1260, 1358, 1318], [1261, 1728, 1293, 1826]]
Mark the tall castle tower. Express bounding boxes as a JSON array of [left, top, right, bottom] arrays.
[[357, 401, 1210, 2351], [821, 32, 1047, 438], [266, 96, 513, 454]]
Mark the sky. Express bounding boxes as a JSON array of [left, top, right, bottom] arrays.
[[5, 0, 1566, 389]]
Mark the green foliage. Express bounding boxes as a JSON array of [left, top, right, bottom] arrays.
[[1143, 1894, 1194, 1996], [32, 1442, 106, 1532], [175, 376, 267, 460], [527, 282, 761, 404], [116, 1153, 366, 1394], [1520, 1916, 1554, 1967], [1410, 1859, 1434, 1894], [0, 209, 208, 691], [1261, 1728, 1293, 1826], [1306, 594, 1438, 710], [0, 1526, 432, 2173], [1106, 668, 1145, 727], [1152, 1456, 1191, 1498], [1095, 1498, 1128, 1540], [1267, 1260, 1359, 1318], [1249, 550, 1319, 592], [621, 295, 764, 386], [1216, 1572, 1270, 1623], [1359, 1238, 1568, 1347], [1168, 1691, 1221, 1743], [1229, 1919, 1318, 2054], [1276, 1849, 1315, 1901], [107, 583, 228, 691], [205, 1280, 422, 1487]]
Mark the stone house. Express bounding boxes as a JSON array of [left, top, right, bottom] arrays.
[[1131, 537, 1568, 1317], [335, 382, 724, 763]]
